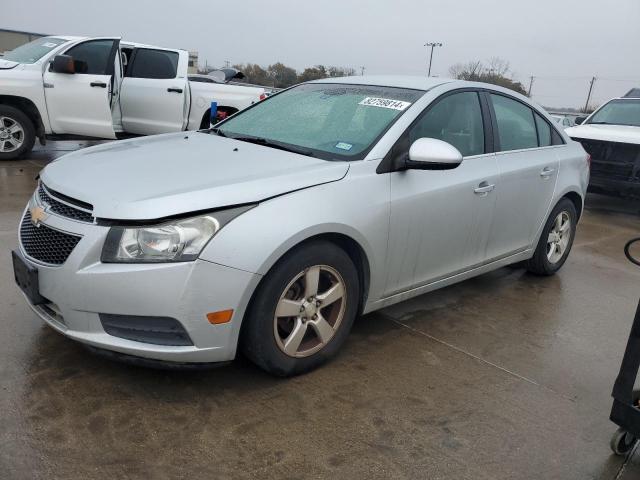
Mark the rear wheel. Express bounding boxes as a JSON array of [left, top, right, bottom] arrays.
[[526, 198, 577, 275], [0, 105, 35, 160], [241, 241, 359, 376], [610, 428, 638, 456]]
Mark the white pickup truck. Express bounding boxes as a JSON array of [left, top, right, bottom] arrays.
[[0, 36, 266, 160]]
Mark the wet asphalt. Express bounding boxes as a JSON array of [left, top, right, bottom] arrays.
[[2, 141, 640, 479]]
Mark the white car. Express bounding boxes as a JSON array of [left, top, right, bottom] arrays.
[[0, 36, 266, 160], [551, 115, 575, 129], [566, 90, 640, 196], [13, 76, 589, 376]]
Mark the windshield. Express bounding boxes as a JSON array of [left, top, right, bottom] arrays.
[[215, 83, 424, 160], [2, 37, 67, 64], [588, 99, 640, 127]]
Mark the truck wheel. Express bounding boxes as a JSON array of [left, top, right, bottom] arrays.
[[0, 105, 36, 161]]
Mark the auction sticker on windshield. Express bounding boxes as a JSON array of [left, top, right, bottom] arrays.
[[359, 97, 412, 111]]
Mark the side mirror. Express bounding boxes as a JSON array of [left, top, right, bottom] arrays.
[[406, 138, 463, 170], [51, 54, 75, 74], [574, 116, 586, 125]]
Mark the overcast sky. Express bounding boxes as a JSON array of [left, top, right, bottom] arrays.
[[5, 0, 640, 108]]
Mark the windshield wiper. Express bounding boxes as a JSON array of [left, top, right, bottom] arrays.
[[229, 136, 314, 157], [209, 128, 227, 137]]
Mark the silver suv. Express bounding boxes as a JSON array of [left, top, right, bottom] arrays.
[[13, 76, 590, 376]]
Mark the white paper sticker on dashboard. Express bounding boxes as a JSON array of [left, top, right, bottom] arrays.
[[359, 97, 411, 111], [42, 42, 58, 48]]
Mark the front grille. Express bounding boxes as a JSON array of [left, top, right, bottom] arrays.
[[20, 211, 82, 265], [38, 183, 94, 223], [574, 138, 640, 182], [99, 314, 194, 346]]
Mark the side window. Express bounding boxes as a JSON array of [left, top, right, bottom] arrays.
[[491, 94, 538, 151], [408, 91, 485, 157], [128, 49, 178, 79], [64, 40, 115, 75], [534, 113, 552, 147]]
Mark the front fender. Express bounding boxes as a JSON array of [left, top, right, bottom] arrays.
[[199, 161, 390, 304]]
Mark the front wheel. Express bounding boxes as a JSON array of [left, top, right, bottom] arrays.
[[0, 105, 36, 160], [526, 198, 577, 276], [241, 240, 360, 376]]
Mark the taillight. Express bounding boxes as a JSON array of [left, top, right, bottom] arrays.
[[259, 93, 267, 101]]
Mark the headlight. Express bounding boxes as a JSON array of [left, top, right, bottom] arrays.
[[101, 206, 254, 263]]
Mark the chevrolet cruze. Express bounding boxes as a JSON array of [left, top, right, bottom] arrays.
[[13, 76, 589, 376]]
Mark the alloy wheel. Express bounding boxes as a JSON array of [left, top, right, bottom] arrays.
[[0, 116, 25, 153], [547, 211, 571, 264], [273, 265, 347, 358]]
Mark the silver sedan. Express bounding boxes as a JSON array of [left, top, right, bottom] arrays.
[[13, 76, 590, 376]]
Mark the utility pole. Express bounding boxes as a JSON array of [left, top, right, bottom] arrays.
[[360, 66, 366, 76], [224, 60, 230, 68], [584, 76, 597, 113], [424, 42, 443, 77], [527, 76, 535, 97]]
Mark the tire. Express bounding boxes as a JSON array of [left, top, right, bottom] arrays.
[[0, 105, 36, 160], [526, 198, 577, 276], [610, 427, 638, 456], [241, 240, 360, 376]]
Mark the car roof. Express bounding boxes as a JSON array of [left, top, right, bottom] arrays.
[[309, 75, 456, 91], [307, 75, 534, 100]]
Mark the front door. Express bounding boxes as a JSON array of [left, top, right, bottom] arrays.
[[385, 91, 500, 296], [43, 38, 119, 138], [485, 93, 560, 261], [119, 47, 189, 135]]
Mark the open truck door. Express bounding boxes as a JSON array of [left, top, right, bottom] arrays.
[[42, 38, 120, 138], [119, 47, 190, 135]]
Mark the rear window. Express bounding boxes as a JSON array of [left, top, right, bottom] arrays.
[[491, 94, 538, 151], [128, 49, 178, 79]]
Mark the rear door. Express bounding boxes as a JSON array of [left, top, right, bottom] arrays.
[[42, 38, 120, 138], [119, 47, 190, 134], [484, 92, 561, 261]]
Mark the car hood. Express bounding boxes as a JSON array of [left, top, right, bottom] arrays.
[[40, 132, 349, 220], [566, 124, 640, 145], [0, 59, 18, 70]]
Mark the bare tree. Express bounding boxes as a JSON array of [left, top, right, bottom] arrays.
[[448, 58, 527, 96]]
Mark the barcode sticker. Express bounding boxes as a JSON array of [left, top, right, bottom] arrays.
[[359, 97, 411, 111]]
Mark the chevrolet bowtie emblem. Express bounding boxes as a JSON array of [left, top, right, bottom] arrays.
[[30, 205, 48, 227]]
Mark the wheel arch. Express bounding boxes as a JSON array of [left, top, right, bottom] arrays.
[[562, 190, 583, 221], [247, 231, 372, 319], [0, 95, 45, 139], [199, 106, 239, 129]]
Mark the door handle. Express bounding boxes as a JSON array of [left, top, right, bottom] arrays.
[[540, 167, 556, 178], [167, 87, 183, 93], [474, 182, 495, 196], [90, 81, 107, 88]]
